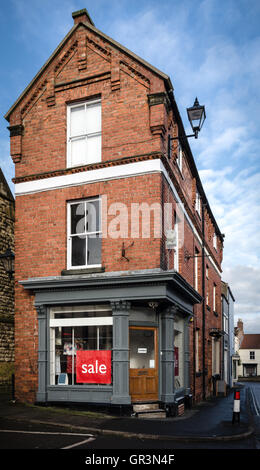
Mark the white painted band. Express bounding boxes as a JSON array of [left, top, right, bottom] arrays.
[[15, 158, 221, 275], [15, 159, 162, 196], [233, 400, 240, 413]]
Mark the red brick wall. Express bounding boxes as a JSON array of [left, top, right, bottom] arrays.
[[9, 21, 223, 403]]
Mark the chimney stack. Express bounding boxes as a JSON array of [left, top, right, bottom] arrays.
[[72, 8, 95, 26]]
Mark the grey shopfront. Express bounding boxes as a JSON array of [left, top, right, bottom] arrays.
[[21, 269, 201, 415]]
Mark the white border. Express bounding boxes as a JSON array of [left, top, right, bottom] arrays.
[[15, 159, 161, 196], [15, 158, 221, 276]]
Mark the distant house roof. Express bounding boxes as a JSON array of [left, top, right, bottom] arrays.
[[240, 334, 260, 350]]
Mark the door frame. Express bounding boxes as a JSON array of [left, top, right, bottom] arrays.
[[129, 326, 159, 402]]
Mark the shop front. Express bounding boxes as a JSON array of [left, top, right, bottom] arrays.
[[21, 269, 201, 414]]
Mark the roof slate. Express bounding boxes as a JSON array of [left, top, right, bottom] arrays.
[[240, 334, 260, 350]]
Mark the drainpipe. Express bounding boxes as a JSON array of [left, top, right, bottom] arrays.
[[202, 204, 206, 400]]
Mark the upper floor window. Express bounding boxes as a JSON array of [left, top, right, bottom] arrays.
[[213, 233, 217, 251], [195, 190, 201, 216], [250, 351, 255, 360], [194, 247, 199, 292], [67, 99, 101, 168], [173, 210, 179, 271], [177, 144, 182, 173], [213, 283, 217, 312], [67, 198, 101, 269]]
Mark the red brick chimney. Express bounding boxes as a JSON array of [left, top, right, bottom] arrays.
[[237, 319, 244, 347], [72, 8, 95, 26]]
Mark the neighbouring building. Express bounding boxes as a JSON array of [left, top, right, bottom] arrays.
[[0, 168, 15, 381], [237, 320, 260, 378], [221, 281, 236, 388], [233, 327, 240, 383], [5, 9, 224, 415]]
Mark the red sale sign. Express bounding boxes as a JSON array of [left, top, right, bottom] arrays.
[[76, 350, 112, 384]]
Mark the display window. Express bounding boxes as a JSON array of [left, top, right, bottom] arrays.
[[49, 306, 112, 386]]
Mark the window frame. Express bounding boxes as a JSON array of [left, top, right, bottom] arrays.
[[213, 283, 217, 312], [194, 247, 199, 292], [195, 190, 201, 216], [250, 351, 255, 360], [213, 233, 217, 251], [173, 210, 179, 272], [67, 99, 102, 168], [67, 197, 102, 270], [176, 143, 183, 173], [49, 305, 112, 387]]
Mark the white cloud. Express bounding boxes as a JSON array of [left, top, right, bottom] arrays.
[[224, 265, 260, 333], [199, 166, 260, 269]]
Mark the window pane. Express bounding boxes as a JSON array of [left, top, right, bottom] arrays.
[[87, 134, 101, 164], [71, 236, 86, 266], [129, 329, 155, 369], [71, 203, 85, 235], [87, 102, 101, 134], [55, 327, 74, 385], [70, 105, 85, 136], [87, 234, 101, 265], [71, 137, 87, 166], [99, 326, 112, 350], [86, 199, 100, 233]]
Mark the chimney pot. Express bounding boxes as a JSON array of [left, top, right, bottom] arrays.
[[72, 8, 95, 26]]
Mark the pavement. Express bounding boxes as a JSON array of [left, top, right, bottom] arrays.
[[0, 383, 255, 442]]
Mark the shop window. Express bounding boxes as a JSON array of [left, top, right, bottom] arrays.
[[67, 197, 101, 269], [49, 306, 112, 386], [67, 99, 101, 168]]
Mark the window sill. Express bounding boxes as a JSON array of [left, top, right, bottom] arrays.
[[61, 266, 105, 275]]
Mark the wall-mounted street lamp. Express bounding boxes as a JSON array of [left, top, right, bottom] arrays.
[[168, 97, 206, 158], [186, 97, 206, 139], [0, 247, 15, 279]]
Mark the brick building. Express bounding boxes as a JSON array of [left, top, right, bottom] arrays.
[[0, 168, 15, 380], [5, 9, 224, 414]]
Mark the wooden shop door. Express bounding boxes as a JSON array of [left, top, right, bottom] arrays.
[[129, 327, 158, 402]]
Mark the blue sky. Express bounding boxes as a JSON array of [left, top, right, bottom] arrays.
[[0, 0, 259, 332]]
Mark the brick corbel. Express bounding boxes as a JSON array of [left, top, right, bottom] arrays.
[[148, 92, 169, 138], [7, 124, 24, 163], [150, 124, 166, 137], [148, 92, 170, 111]]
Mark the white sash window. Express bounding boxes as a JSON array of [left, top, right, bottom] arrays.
[[67, 197, 101, 269], [67, 99, 101, 168]]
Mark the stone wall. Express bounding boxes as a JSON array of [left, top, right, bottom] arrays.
[[0, 170, 15, 376]]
